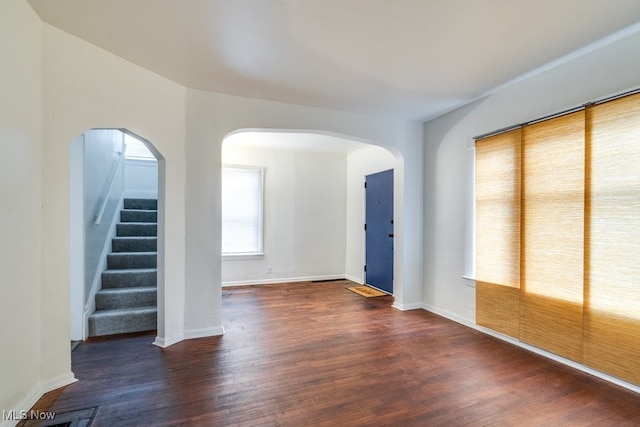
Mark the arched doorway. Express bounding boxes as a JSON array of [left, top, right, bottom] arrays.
[[70, 129, 164, 341], [220, 129, 399, 295]]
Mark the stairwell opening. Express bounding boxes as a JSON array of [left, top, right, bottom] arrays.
[[70, 129, 164, 342]]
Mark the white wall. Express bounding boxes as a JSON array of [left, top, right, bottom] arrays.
[[345, 146, 396, 283], [0, 0, 49, 419], [124, 159, 158, 199], [40, 22, 187, 373], [83, 129, 124, 298], [221, 144, 347, 284], [422, 26, 640, 326]]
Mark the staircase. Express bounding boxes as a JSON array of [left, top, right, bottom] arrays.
[[88, 198, 158, 336]]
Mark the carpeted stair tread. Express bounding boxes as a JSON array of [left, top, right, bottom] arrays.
[[107, 251, 157, 269], [88, 306, 157, 336], [89, 198, 158, 337], [120, 209, 157, 223], [124, 198, 157, 210], [101, 268, 157, 288], [117, 222, 157, 237], [112, 236, 157, 252], [96, 286, 157, 310]]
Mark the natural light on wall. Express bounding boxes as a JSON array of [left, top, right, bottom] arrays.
[[221, 166, 264, 256]]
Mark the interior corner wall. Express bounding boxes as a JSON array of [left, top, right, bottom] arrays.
[[40, 23, 187, 375], [345, 146, 396, 283], [422, 28, 640, 325], [0, 0, 43, 415], [221, 145, 348, 285]]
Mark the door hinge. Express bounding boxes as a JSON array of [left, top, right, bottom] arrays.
[[364, 223, 367, 231], [364, 182, 367, 189], [364, 265, 367, 272]]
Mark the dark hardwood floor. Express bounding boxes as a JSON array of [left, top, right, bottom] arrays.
[[30, 280, 640, 426]]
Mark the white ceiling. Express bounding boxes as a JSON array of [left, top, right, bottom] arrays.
[[27, 0, 640, 122]]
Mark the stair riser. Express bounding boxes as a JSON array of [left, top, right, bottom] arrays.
[[88, 309, 157, 336], [124, 199, 157, 210], [117, 223, 157, 237], [112, 238, 157, 252], [120, 210, 157, 223], [102, 270, 157, 288], [96, 289, 157, 310], [107, 253, 157, 269]]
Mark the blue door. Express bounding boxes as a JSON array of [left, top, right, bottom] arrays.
[[365, 169, 394, 294]]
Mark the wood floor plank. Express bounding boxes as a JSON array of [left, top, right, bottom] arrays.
[[26, 280, 640, 426]]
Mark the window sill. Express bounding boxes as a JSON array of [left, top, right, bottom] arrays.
[[222, 253, 264, 261]]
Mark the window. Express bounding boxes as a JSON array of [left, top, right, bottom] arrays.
[[221, 166, 264, 256], [475, 91, 640, 386], [124, 133, 154, 160]]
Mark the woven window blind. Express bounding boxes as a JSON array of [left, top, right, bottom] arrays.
[[475, 91, 640, 385], [475, 129, 521, 338], [584, 93, 640, 384], [520, 111, 585, 362]]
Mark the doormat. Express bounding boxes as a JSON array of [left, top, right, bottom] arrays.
[[347, 285, 386, 298]]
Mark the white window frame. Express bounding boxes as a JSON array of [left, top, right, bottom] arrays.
[[464, 144, 476, 283], [221, 165, 264, 259]]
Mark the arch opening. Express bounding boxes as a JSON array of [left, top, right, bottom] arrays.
[[69, 128, 165, 342], [219, 128, 403, 299]]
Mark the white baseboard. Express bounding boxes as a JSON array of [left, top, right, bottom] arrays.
[[184, 325, 225, 340], [421, 303, 640, 395], [421, 303, 476, 328], [344, 274, 363, 284], [153, 332, 184, 348], [391, 301, 424, 311], [1, 373, 77, 427], [222, 274, 346, 287], [153, 326, 225, 349]]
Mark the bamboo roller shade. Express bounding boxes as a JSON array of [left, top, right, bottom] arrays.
[[476, 92, 640, 385], [585, 93, 640, 384], [475, 129, 521, 338], [520, 111, 585, 363]]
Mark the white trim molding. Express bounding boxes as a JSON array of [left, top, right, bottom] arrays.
[[184, 326, 225, 340], [153, 326, 226, 349], [153, 333, 184, 349], [344, 274, 364, 284], [391, 301, 424, 311], [1, 373, 77, 427], [222, 274, 346, 287]]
